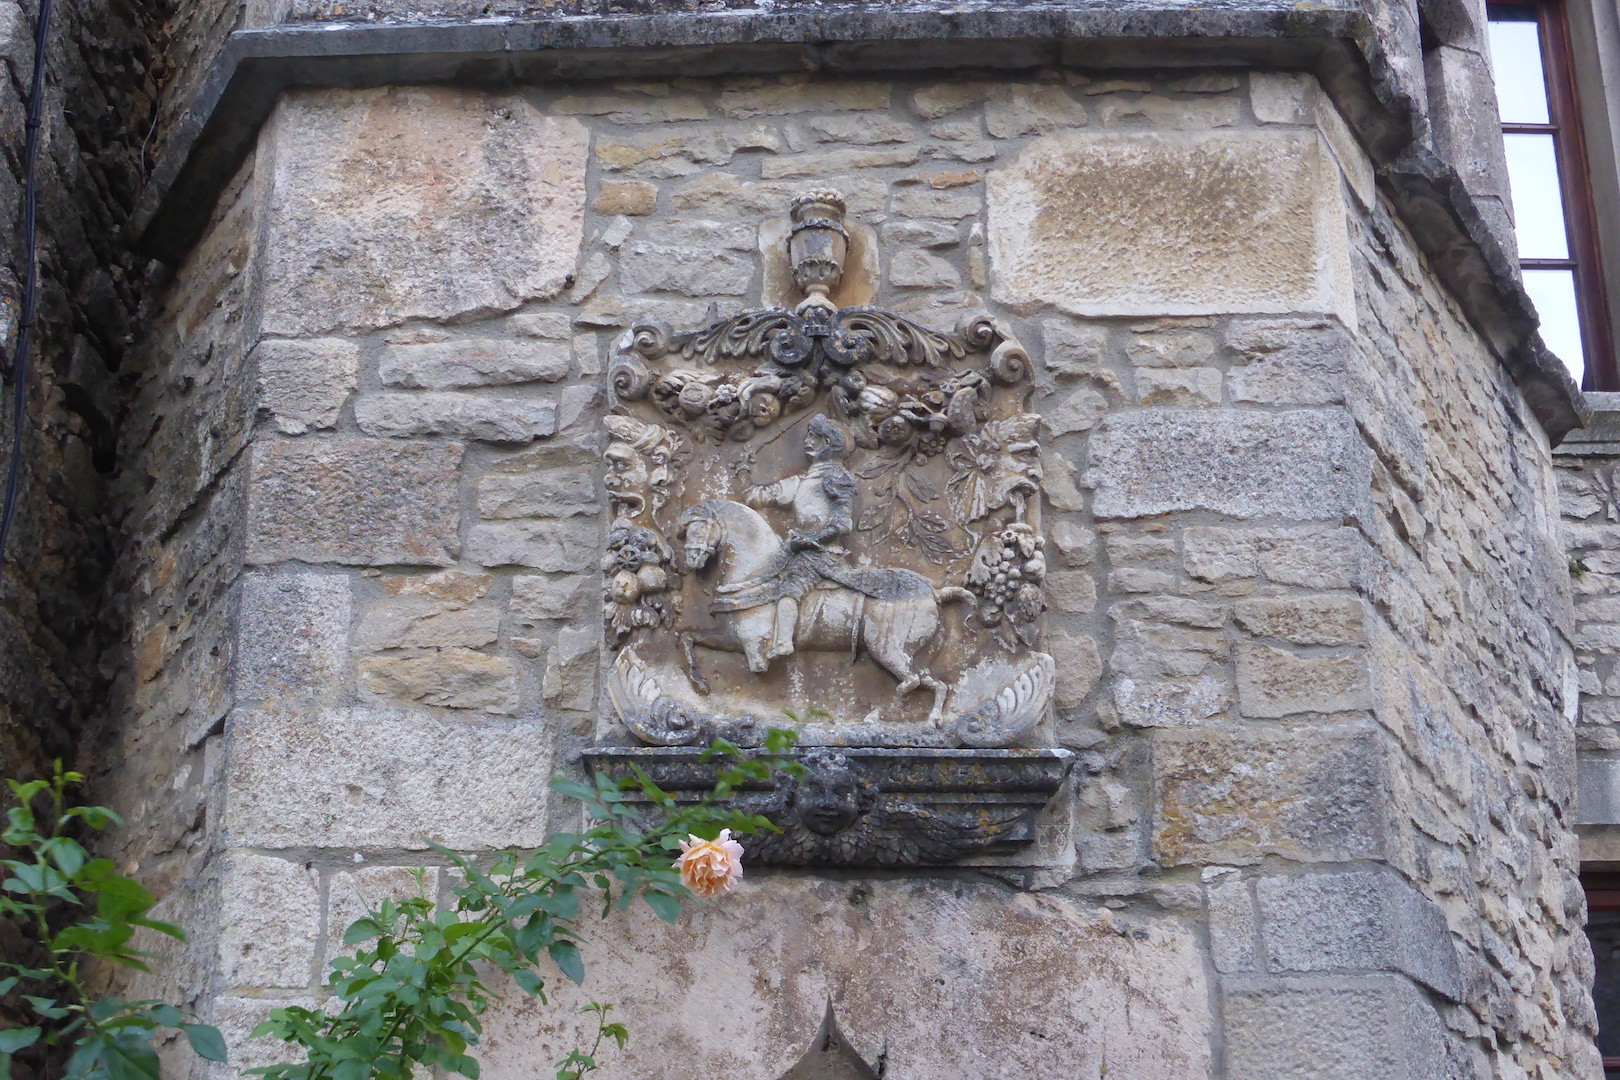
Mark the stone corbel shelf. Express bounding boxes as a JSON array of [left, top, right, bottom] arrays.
[[582, 745, 1074, 868]]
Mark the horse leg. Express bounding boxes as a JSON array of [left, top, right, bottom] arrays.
[[680, 631, 713, 696]]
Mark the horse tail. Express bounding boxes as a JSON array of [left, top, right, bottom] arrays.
[[934, 586, 977, 607]]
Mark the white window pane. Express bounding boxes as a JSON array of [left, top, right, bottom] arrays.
[[1488, 18, 1552, 124], [1504, 133, 1570, 259], [1524, 268, 1586, 385]]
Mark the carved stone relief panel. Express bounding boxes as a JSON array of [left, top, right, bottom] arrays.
[[590, 191, 1071, 866]]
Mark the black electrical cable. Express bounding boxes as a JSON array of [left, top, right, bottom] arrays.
[[0, 0, 53, 573]]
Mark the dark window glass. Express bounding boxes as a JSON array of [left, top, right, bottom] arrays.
[[1487, 2, 1614, 389], [1584, 874, 1620, 1076]]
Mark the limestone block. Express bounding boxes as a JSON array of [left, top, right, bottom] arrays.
[[1095, 95, 1242, 129], [1184, 525, 1364, 588], [324, 865, 436, 967], [466, 519, 599, 571], [207, 996, 323, 1076], [1207, 873, 1258, 973], [593, 181, 657, 216], [246, 438, 462, 567], [1135, 367, 1221, 407], [1577, 752, 1620, 824], [1234, 594, 1365, 645], [1125, 328, 1215, 368], [1040, 317, 1115, 384], [359, 649, 518, 713], [355, 601, 500, 651], [760, 146, 919, 179], [619, 241, 754, 297], [984, 84, 1088, 138], [1225, 317, 1352, 406], [476, 469, 599, 519], [378, 339, 569, 390], [1254, 869, 1463, 1000], [1086, 409, 1369, 521], [1235, 642, 1371, 718], [1045, 570, 1097, 614], [1040, 385, 1109, 437], [253, 338, 359, 434], [888, 249, 959, 289], [355, 393, 557, 443], [1153, 723, 1392, 865], [551, 93, 707, 124], [1049, 629, 1102, 708], [988, 130, 1354, 320], [803, 113, 916, 145], [383, 569, 492, 604], [236, 571, 352, 707], [217, 853, 320, 990], [225, 708, 555, 849], [510, 575, 588, 621], [718, 80, 890, 118], [260, 89, 586, 335], [1222, 975, 1463, 1080], [890, 187, 981, 220], [1049, 520, 1096, 566], [542, 626, 599, 712], [912, 83, 988, 120], [672, 174, 887, 217], [475, 878, 1211, 1079], [596, 123, 783, 175], [1250, 72, 1314, 125]]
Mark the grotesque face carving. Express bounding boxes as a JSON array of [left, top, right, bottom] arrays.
[[793, 751, 874, 836]]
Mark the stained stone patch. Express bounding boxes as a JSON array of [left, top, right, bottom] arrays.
[[475, 878, 1211, 1080], [987, 130, 1353, 320], [259, 88, 587, 335]]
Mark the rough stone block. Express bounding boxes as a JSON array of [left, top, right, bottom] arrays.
[[260, 89, 586, 335], [542, 626, 600, 712], [1578, 752, 1620, 825], [1085, 409, 1369, 520], [246, 439, 462, 567], [1125, 329, 1216, 369], [888, 249, 960, 288], [466, 519, 599, 571], [1153, 723, 1392, 865], [619, 242, 754, 296], [988, 130, 1354, 320], [355, 393, 557, 443], [1049, 521, 1096, 567], [1207, 873, 1258, 973], [598, 123, 784, 175], [355, 600, 500, 651], [1040, 318, 1115, 384], [1225, 317, 1351, 405], [475, 879, 1211, 1079], [237, 571, 352, 707], [1254, 869, 1463, 1000], [510, 575, 589, 622], [1135, 367, 1221, 407], [1223, 975, 1464, 1080], [225, 708, 556, 849], [760, 146, 919, 179], [1235, 642, 1371, 718], [378, 339, 569, 389], [984, 84, 1088, 138], [359, 649, 518, 713], [1040, 385, 1109, 437], [208, 996, 324, 1075], [717, 80, 890, 118], [1045, 571, 1097, 614], [594, 181, 658, 216], [477, 469, 599, 519], [1049, 629, 1103, 708], [1250, 72, 1314, 125], [325, 865, 436, 966], [1234, 594, 1365, 645], [217, 853, 320, 990], [253, 338, 359, 434]]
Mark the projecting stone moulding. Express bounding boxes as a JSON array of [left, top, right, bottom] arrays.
[[988, 129, 1355, 324]]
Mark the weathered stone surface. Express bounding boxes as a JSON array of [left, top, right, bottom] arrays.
[[1223, 975, 1462, 1080], [355, 393, 558, 443], [1049, 629, 1103, 708], [1225, 317, 1352, 405], [358, 649, 518, 713], [217, 853, 320, 990], [594, 180, 658, 216], [760, 146, 919, 179], [225, 708, 554, 849], [1135, 367, 1221, 407], [355, 600, 500, 651], [477, 469, 599, 519], [619, 241, 754, 296], [718, 80, 890, 118], [1126, 328, 1215, 368], [1235, 642, 1371, 718], [382, 569, 492, 604], [1234, 595, 1365, 645], [984, 84, 1088, 138], [253, 338, 359, 434], [1086, 410, 1369, 520], [1254, 869, 1463, 999], [466, 519, 599, 570], [260, 89, 587, 334], [887, 248, 959, 288], [237, 572, 351, 707], [1040, 317, 1114, 383], [597, 122, 783, 175], [325, 865, 436, 966], [1184, 525, 1364, 588], [477, 879, 1210, 1079], [510, 575, 588, 621], [1207, 873, 1258, 973], [542, 626, 599, 712], [1040, 385, 1109, 437], [246, 439, 462, 566], [988, 130, 1353, 319], [379, 339, 570, 389], [1153, 724, 1391, 865]]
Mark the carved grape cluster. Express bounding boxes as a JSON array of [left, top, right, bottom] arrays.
[[966, 523, 1047, 650]]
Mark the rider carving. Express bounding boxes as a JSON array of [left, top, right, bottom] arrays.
[[713, 415, 862, 661]]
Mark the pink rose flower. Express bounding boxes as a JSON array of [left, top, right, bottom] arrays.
[[674, 829, 745, 898]]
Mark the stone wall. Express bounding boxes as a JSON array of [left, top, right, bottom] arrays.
[[0, 0, 167, 782], [112, 62, 1597, 1080]]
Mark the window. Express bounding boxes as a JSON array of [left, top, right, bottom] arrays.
[[1488, 1, 1615, 389], [1585, 873, 1620, 1077]]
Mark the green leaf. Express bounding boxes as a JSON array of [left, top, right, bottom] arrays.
[[342, 918, 384, 946], [0, 1029, 38, 1054], [513, 970, 545, 997], [181, 1023, 228, 1063], [548, 941, 584, 985], [149, 1005, 183, 1027], [101, 1032, 161, 1080], [642, 891, 681, 925]]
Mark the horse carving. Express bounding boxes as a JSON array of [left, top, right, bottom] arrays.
[[676, 499, 973, 725]]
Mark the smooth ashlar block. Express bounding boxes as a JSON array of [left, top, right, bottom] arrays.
[[987, 130, 1354, 321], [259, 88, 588, 335]]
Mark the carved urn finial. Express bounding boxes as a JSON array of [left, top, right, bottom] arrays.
[[789, 189, 849, 313]]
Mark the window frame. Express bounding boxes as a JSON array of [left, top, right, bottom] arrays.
[[1584, 871, 1620, 1074], [1489, 0, 1617, 390]]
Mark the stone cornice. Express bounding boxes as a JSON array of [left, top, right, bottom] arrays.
[[132, 1, 1590, 443]]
